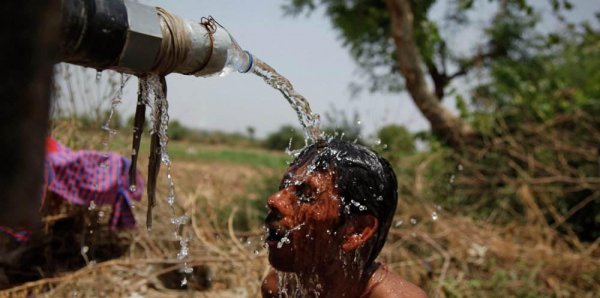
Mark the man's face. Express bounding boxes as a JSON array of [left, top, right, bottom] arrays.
[[264, 160, 343, 272]]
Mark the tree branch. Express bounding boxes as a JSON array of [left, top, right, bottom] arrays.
[[425, 60, 447, 100], [449, 49, 506, 81], [386, 0, 477, 148]]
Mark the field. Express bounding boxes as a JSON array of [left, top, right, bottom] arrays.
[[0, 127, 598, 298]]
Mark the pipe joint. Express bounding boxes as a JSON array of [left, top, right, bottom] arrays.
[[117, 1, 162, 73], [59, 0, 250, 77]]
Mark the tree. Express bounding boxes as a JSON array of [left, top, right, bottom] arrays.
[[375, 124, 415, 164], [283, 0, 575, 148], [263, 125, 305, 151], [246, 126, 256, 140], [322, 106, 363, 143], [168, 120, 190, 141]]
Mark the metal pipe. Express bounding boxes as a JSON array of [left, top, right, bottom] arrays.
[[59, 0, 253, 76]]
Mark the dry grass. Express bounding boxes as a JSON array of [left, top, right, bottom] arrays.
[[1, 131, 598, 297]]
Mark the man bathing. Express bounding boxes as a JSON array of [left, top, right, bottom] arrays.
[[262, 139, 426, 297]]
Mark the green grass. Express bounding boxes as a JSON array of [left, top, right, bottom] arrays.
[[118, 136, 291, 170], [168, 145, 291, 169]]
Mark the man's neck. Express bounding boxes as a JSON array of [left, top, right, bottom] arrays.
[[292, 260, 374, 297]]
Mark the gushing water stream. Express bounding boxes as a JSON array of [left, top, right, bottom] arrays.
[[137, 74, 193, 282], [251, 58, 323, 144]]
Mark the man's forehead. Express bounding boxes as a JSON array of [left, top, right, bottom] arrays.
[[282, 163, 331, 185]]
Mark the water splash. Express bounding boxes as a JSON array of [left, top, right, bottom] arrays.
[[140, 74, 193, 282], [251, 58, 322, 143], [394, 219, 404, 228], [276, 223, 305, 249]]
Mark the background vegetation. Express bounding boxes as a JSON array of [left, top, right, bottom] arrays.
[[1, 1, 598, 297]]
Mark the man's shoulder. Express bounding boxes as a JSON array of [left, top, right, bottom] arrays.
[[371, 272, 427, 298], [261, 270, 279, 298]]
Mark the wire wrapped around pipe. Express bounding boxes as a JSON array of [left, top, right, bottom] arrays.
[[152, 7, 191, 75]]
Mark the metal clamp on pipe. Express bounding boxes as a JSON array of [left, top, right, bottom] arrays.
[[59, 0, 253, 76], [117, 0, 162, 73]]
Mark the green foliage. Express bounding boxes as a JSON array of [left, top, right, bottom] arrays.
[[125, 114, 149, 133], [452, 25, 600, 241], [322, 107, 363, 143], [263, 125, 305, 151], [374, 124, 415, 164], [167, 120, 190, 141], [189, 130, 255, 147], [284, 0, 400, 92], [283, 0, 546, 95], [159, 143, 290, 170], [473, 25, 600, 124], [229, 174, 281, 231]]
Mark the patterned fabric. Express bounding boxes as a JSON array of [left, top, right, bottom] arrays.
[[46, 139, 144, 230], [0, 226, 31, 242], [0, 138, 144, 242]]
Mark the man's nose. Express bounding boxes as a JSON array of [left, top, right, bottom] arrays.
[[267, 189, 292, 214]]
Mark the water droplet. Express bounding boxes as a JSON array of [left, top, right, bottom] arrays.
[[88, 201, 97, 210], [129, 185, 137, 192], [375, 138, 382, 145], [382, 144, 388, 149], [254, 249, 260, 255], [96, 70, 102, 81], [457, 164, 464, 171], [431, 211, 438, 221], [356, 120, 361, 125], [276, 238, 287, 249], [376, 196, 383, 201], [177, 244, 189, 260], [98, 211, 105, 218], [180, 277, 187, 287], [410, 218, 417, 225], [81, 246, 89, 254], [394, 220, 404, 228], [449, 174, 456, 184], [171, 215, 189, 226]]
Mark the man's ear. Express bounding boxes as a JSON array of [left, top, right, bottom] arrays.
[[341, 214, 379, 251]]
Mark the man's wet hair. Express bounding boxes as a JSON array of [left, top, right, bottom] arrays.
[[287, 138, 398, 266]]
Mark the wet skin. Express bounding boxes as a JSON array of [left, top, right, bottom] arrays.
[[263, 161, 427, 297], [265, 162, 343, 272]]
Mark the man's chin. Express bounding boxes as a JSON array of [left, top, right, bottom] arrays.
[[267, 245, 295, 272]]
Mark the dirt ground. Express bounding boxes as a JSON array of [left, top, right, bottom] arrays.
[[1, 147, 598, 297], [1, 157, 274, 297]]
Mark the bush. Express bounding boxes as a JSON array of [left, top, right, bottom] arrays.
[[375, 124, 415, 164], [263, 125, 304, 151], [168, 120, 190, 141]]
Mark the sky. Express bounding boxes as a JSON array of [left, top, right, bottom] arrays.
[[95, 0, 598, 139]]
